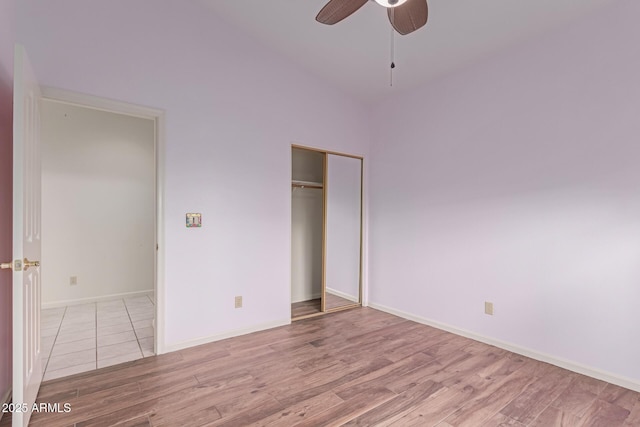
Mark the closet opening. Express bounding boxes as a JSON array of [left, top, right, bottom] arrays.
[[291, 145, 363, 320]]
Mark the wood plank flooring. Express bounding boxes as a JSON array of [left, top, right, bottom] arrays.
[[291, 299, 321, 318], [2, 307, 638, 426]]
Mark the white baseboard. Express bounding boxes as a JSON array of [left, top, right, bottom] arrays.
[[369, 302, 640, 393], [326, 287, 358, 303], [162, 318, 291, 354], [42, 290, 154, 309]]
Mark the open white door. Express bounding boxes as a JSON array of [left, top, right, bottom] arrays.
[[12, 44, 42, 427]]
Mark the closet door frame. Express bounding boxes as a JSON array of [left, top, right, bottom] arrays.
[[292, 144, 363, 315]]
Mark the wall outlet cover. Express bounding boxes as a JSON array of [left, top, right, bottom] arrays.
[[485, 301, 494, 315]]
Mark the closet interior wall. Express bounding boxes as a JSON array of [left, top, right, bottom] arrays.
[[291, 148, 324, 313]]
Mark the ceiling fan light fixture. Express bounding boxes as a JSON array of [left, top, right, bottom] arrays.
[[374, 0, 409, 8]]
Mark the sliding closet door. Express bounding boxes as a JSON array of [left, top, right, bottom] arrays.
[[325, 154, 362, 310]]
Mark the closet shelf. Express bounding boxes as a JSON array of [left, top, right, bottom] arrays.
[[292, 180, 323, 189]]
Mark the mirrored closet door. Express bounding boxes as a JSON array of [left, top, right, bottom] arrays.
[[291, 146, 363, 320], [324, 154, 362, 310]]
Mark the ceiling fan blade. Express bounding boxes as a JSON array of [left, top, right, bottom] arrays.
[[316, 0, 368, 25], [388, 0, 428, 35]]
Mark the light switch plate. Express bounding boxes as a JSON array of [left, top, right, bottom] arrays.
[[186, 213, 202, 228]]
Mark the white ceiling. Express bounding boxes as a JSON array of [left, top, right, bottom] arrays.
[[201, 0, 615, 103]]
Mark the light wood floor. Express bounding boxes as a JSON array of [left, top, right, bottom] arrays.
[[291, 298, 322, 318], [2, 307, 639, 426]]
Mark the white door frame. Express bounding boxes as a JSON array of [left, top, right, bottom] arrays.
[[40, 86, 166, 355]]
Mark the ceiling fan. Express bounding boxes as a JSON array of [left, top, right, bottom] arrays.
[[316, 0, 428, 35]]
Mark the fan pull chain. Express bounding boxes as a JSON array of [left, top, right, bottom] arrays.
[[390, 15, 395, 86]]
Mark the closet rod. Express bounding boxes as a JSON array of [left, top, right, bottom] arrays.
[[291, 183, 323, 190]]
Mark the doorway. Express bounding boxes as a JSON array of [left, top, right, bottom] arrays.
[[38, 91, 163, 380]]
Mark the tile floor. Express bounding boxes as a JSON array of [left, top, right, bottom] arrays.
[[41, 295, 155, 381]]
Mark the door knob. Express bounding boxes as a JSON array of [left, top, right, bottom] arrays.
[[23, 258, 40, 271], [1, 259, 24, 271]]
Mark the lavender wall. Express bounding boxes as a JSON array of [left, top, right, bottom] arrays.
[[0, 0, 15, 405], [369, 1, 640, 386], [16, 1, 370, 349], [17, 0, 638, 391]]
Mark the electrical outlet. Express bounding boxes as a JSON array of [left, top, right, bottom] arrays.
[[235, 296, 243, 309], [70, 276, 78, 286], [485, 301, 494, 315]]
